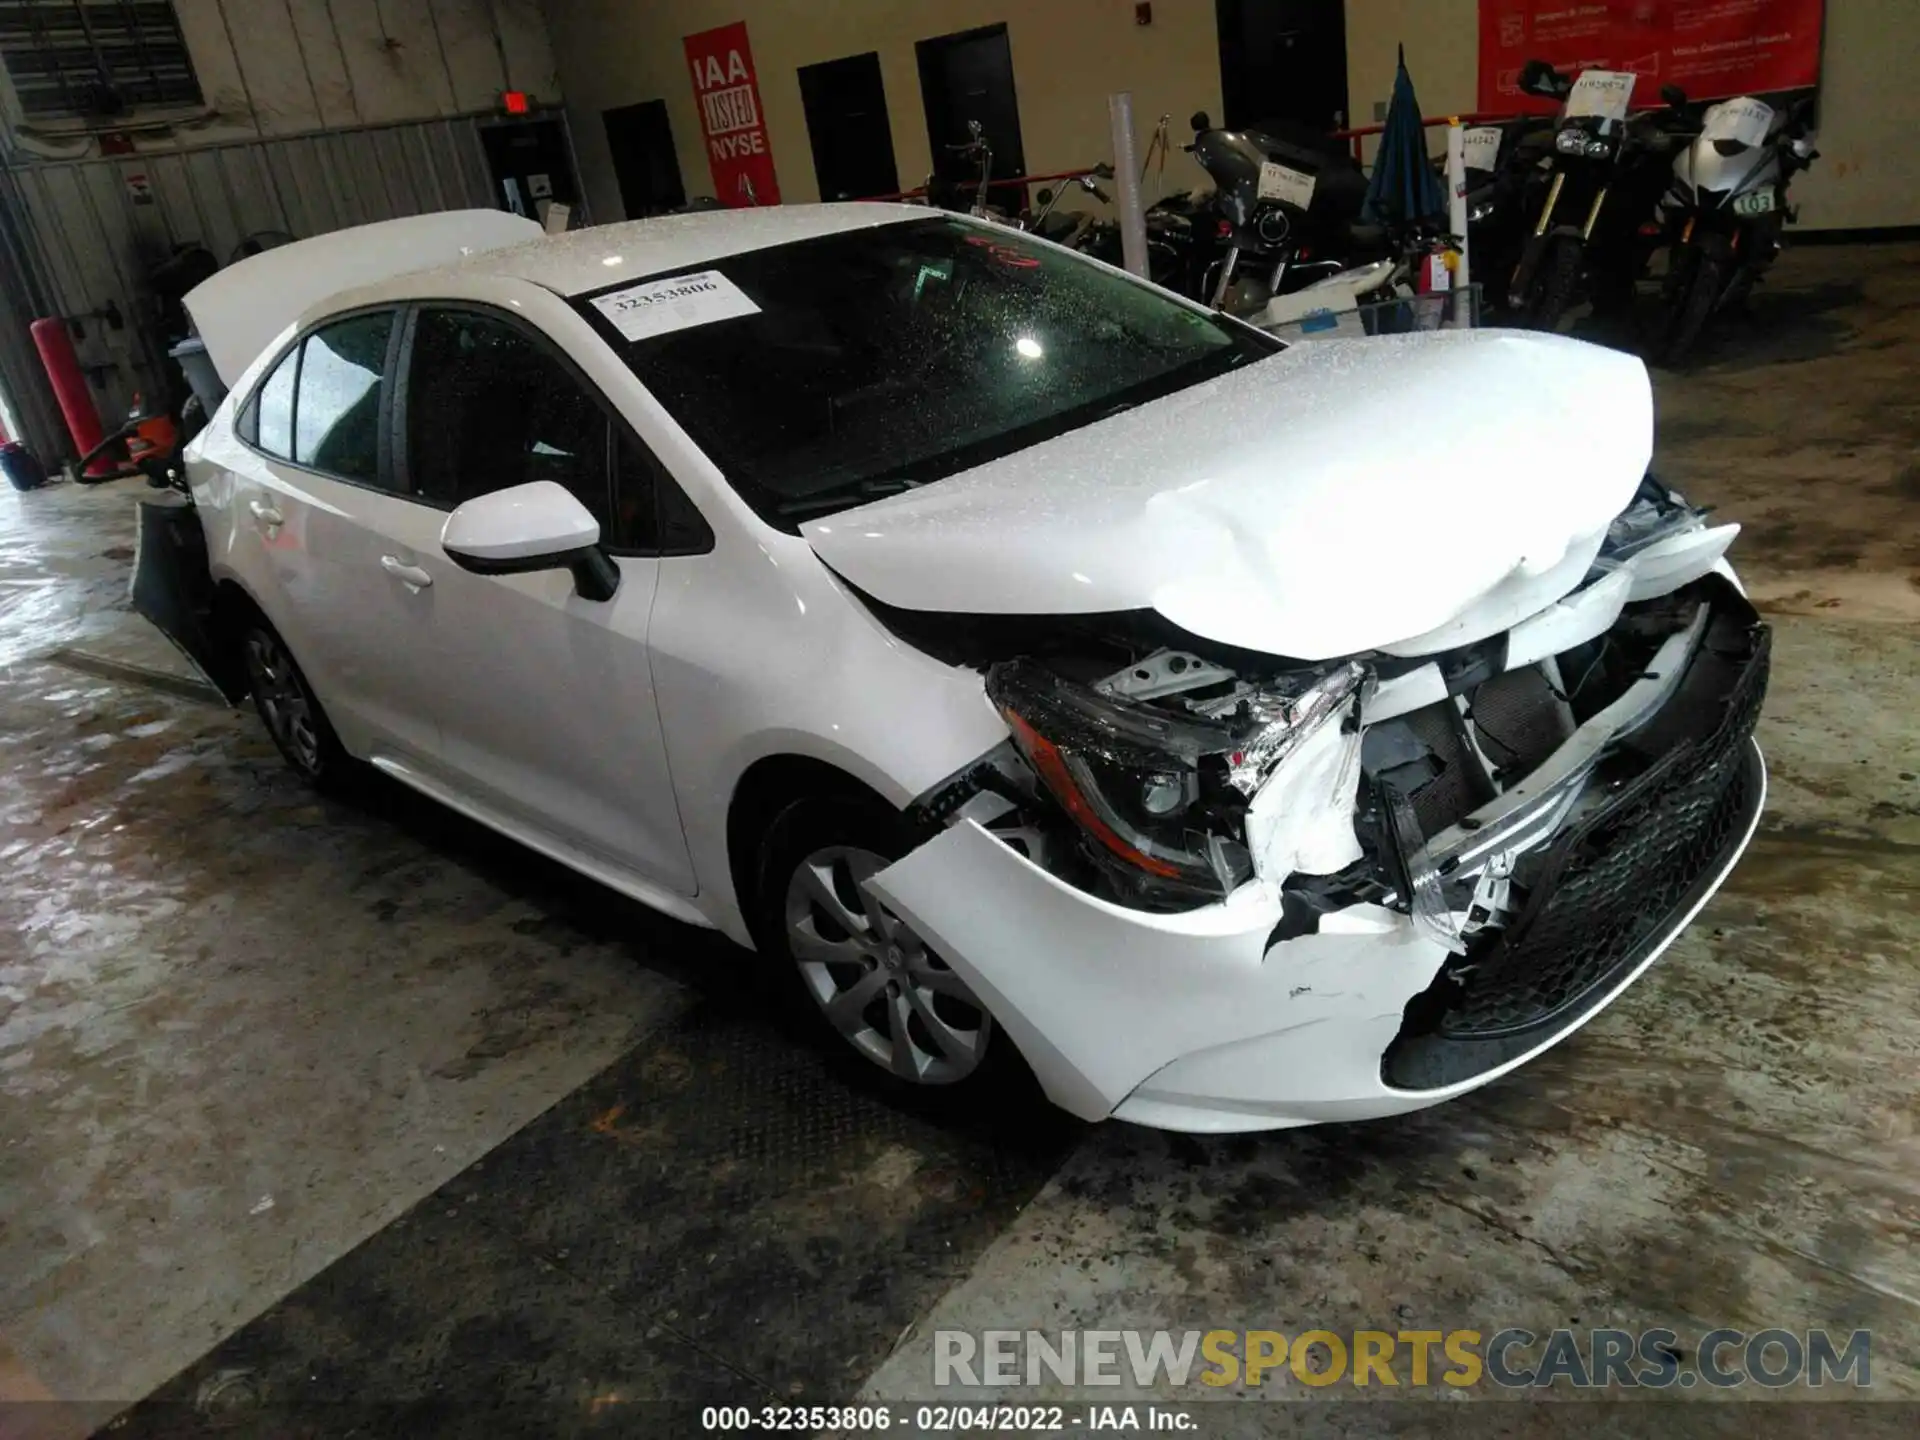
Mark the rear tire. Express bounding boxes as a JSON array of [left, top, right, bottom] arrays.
[[238, 618, 349, 787], [751, 794, 1023, 1106]]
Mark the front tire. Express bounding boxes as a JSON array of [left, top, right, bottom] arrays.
[[753, 795, 1012, 1098], [239, 619, 347, 785], [1658, 252, 1722, 367], [1529, 235, 1584, 333]]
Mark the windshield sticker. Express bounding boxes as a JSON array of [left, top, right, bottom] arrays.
[[590, 270, 761, 341], [1565, 70, 1635, 121]]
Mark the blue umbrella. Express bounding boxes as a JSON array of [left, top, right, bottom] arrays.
[[1363, 45, 1448, 229]]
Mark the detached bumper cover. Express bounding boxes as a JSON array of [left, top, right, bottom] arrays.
[[1383, 611, 1769, 1089], [868, 594, 1770, 1133]]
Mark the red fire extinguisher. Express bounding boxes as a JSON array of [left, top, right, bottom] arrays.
[[30, 316, 117, 477]]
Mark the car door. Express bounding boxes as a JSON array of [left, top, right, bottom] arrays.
[[393, 303, 698, 894], [231, 308, 446, 764]]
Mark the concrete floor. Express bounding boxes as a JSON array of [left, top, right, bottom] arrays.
[[2, 241, 1916, 1431]]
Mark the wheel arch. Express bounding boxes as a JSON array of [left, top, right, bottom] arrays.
[[725, 753, 904, 950]]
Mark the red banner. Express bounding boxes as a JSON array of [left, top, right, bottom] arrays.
[[684, 21, 781, 207], [1478, 1, 1825, 113]]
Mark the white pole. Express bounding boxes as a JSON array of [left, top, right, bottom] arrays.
[[1446, 119, 1472, 325], [1108, 92, 1149, 279]]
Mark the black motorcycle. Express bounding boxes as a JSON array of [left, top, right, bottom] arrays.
[[1175, 112, 1381, 315], [1648, 94, 1819, 364], [1455, 115, 1558, 317], [1506, 61, 1694, 332]]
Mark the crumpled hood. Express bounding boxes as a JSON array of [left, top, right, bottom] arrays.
[[803, 328, 1654, 660]]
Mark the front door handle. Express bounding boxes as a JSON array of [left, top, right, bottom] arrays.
[[380, 555, 433, 589], [248, 499, 284, 527]]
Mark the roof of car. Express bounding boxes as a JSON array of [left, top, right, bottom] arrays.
[[431, 202, 929, 298]]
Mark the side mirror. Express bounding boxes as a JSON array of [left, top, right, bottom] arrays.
[[1518, 59, 1559, 98], [1189, 110, 1211, 133], [441, 480, 619, 602]]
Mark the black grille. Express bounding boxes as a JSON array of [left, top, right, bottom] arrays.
[[1470, 665, 1573, 780], [1383, 613, 1769, 1091], [1402, 702, 1491, 838]]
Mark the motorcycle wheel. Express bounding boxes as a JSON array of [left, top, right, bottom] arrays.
[[1530, 236, 1583, 333], [1659, 253, 1721, 367]]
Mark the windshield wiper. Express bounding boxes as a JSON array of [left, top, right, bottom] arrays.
[[776, 477, 923, 518]]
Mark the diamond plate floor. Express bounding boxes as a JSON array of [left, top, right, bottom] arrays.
[[108, 997, 1077, 1435]]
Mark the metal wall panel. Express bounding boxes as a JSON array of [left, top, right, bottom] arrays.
[[0, 114, 499, 461]]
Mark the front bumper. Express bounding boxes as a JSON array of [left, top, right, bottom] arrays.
[[867, 592, 1769, 1133]]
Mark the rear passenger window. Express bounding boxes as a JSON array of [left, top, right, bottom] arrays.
[[254, 348, 297, 458], [294, 312, 393, 482]]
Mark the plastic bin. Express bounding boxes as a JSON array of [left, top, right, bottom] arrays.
[[1258, 283, 1482, 343], [168, 334, 228, 415]]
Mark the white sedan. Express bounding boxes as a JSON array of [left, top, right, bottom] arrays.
[[141, 204, 1768, 1132]]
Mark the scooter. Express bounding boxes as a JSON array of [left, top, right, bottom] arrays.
[[1506, 60, 1694, 332], [1649, 94, 1818, 364]]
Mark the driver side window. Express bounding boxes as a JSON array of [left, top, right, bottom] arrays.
[[403, 308, 612, 538]]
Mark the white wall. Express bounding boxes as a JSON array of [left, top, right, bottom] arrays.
[[546, 0, 1226, 223], [546, 0, 1916, 233], [1789, 0, 1920, 231], [1340, 0, 1920, 231]]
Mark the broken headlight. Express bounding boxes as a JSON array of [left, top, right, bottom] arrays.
[[984, 657, 1364, 908]]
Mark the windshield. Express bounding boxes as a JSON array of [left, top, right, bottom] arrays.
[[574, 216, 1275, 528]]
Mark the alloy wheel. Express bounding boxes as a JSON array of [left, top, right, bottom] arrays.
[[782, 844, 991, 1084], [243, 629, 322, 775]]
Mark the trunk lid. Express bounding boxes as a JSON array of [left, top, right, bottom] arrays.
[[802, 328, 1652, 660], [184, 210, 541, 388]]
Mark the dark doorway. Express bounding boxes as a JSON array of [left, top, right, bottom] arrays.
[[602, 99, 687, 217], [915, 24, 1026, 213], [1216, 0, 1349, 134], [797, 52, 900, 201], [480, 118, 581, 222]]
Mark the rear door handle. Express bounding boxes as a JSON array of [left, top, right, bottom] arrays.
[[248, 499, 284, 526], [380, 555, 433, 589]]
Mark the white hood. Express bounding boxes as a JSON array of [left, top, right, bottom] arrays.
[[184, 209, 541, 387], [803, 329, 1653, 660]]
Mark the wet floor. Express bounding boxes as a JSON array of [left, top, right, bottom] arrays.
[[1, 242, 1916, 1433]]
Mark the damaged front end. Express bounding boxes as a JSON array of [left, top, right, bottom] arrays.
[[896, 475, 1768, 1082], [976, 653, 1368, 908]]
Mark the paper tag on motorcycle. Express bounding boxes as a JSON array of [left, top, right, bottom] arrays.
[[1701, 97, 1775, 148], [1462, 126, 1503, 173], [1565, 70, 1636, 122], [1257, 161, 1317, 210]]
